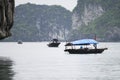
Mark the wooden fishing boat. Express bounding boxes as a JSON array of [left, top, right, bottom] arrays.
[[64, 39, 108, 54], [47, 39, 60, 47]]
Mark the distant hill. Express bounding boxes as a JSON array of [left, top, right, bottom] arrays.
[[3, 3, 72, 42], [70, 0, 120, 41]]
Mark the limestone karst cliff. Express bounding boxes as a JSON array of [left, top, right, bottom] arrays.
[[72, 1, 104, 29], [0, 0, 14, 39], [4, 3, 72, 42], [71, 0, 120, 41], [2, 0, 120, 42]]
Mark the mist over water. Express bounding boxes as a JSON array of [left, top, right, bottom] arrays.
[[0, 42, 120, 80]]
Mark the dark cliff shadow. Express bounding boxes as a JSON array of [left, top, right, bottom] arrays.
[[0, 57, 14, 80]]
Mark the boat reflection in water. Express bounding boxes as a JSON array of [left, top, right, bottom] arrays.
[[0, 57, 14, 80], [47, 39, 60, 47], [64, 39, 108, 54]]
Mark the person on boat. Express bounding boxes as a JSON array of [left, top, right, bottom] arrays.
[[93, 44, 97, 49], [80, 46, 83, 49]]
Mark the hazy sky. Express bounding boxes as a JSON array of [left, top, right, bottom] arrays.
[[15, 0, 77, 11]]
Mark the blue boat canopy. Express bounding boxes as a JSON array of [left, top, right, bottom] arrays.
[[71, 39, 98, 45]]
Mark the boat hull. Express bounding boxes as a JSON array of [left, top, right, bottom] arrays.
[[64, 48, 107, 54], [18, 41, 22, 44], [48, 43, 60, 47]]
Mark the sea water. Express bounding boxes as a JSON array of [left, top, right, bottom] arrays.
[[0, 42, 120, 80]]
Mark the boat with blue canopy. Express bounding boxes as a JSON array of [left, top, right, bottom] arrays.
[[64, 39, 107, 54]]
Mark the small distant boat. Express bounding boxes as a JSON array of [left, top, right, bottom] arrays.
[[17, 40, 23, 44], [47, 39, 60, 47], [64, 39, 108, 54]]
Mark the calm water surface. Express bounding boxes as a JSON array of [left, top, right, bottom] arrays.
[[0, 42, 120, 80]]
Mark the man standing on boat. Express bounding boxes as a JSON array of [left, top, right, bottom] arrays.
[[93, 44, 97, 49]]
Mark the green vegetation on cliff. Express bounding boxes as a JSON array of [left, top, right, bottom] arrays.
[[2, 1, 120, 42], [3, 3, 72, 42], [72, 0, 120, 41]]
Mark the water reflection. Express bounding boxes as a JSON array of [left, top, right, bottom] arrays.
[[0, 57, 14, 80]]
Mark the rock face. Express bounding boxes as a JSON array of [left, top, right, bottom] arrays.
[[72, 3, 104, 29], [0, 0, 14, 39], [71, 0, 120, 41], [4, 3, 72, 42]]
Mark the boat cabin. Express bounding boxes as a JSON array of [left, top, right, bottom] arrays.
[[47, 38, 60, 47]]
